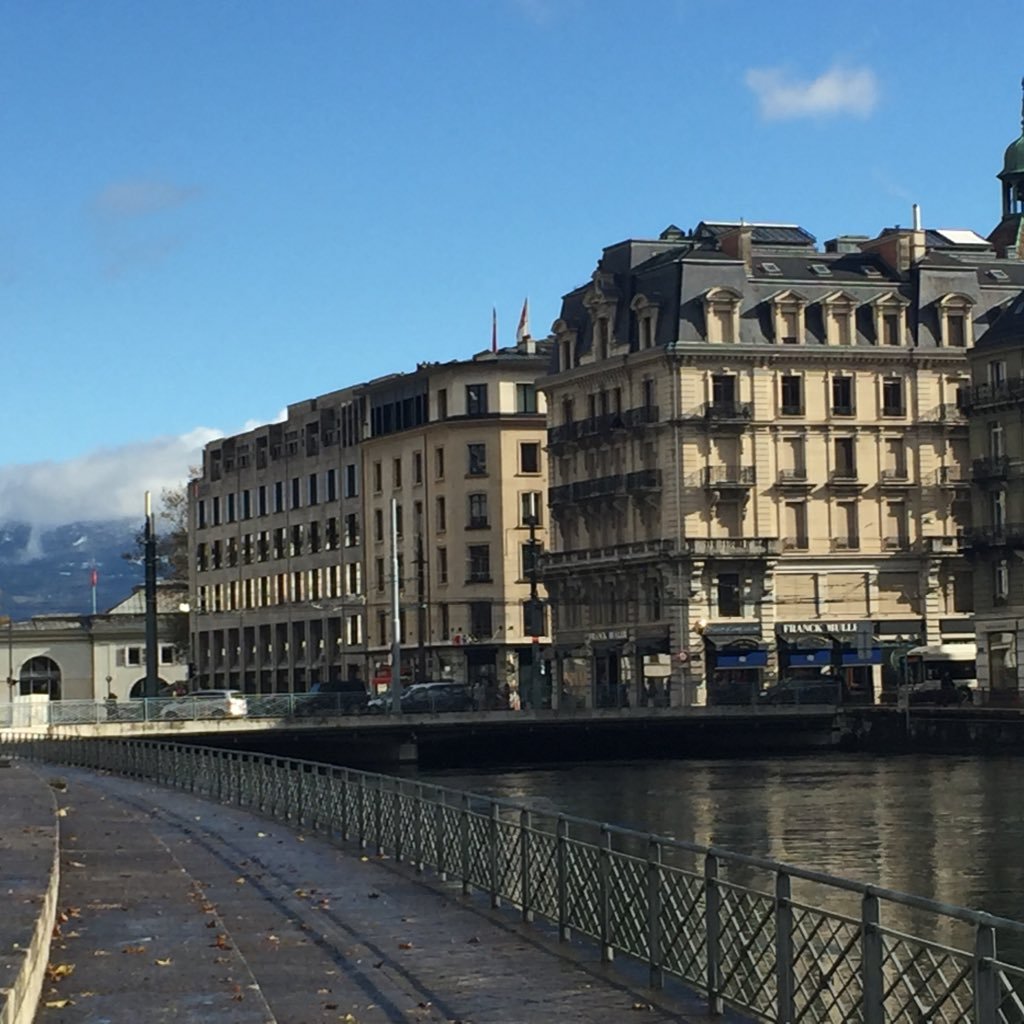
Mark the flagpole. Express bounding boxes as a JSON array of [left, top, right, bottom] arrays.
[[90, 565, 97, 615]]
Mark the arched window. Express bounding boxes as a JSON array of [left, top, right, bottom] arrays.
[[937, 293, 975, 348], [129, 678, 171, 698], [19, 657, 61, 700]]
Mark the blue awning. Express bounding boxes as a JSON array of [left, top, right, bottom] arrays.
[[716, 650, 768, 668], [841, 648, 882, 666], [786, 649, 832, 667]]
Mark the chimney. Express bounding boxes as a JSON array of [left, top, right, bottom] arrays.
[[909, 203, 926, 265], [719, 222, 753, 268]]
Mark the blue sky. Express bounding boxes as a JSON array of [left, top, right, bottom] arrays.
[[3, 0, 1024, 523]]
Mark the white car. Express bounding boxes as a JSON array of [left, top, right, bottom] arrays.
[[159, 689, 248, 720]]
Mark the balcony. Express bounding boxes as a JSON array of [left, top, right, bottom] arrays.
[[541, 538, 677, 572], [621, 405, 660, 428], [961, 524, 1024, 550], [703, 401, 753, 425], [467, 517, 490, 530], [681, 537, 781, 558], [777, 468, 813, 490], [548, 405, 660, 448], [704, 465, 756, 488], [829, 469, 866, 490], [574, 474, 625, 500], [879, 468, 911, 488], [972, 456, 1011, 482], [547, 421, 579, 447], [626, 469, 662, 492], [550, 472, 660, 507], [935, 465, 970, 488], [961, 379, 1024, 412], [549, 484, 573, 506]]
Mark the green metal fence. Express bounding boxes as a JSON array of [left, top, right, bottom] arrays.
[[6, 732, 1024, 1023]]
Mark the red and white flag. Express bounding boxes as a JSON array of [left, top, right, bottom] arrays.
[[516, 297, 530, 344], [491, 307, 498, 353]]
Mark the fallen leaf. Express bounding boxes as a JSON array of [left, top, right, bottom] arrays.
[[631, 1002, 654, 1011], [45, 963, 75, 981], [154, 957, 173, 966], [67, 860, 86, 868], [211, 934, 232, 950], [43, 999, 73, 1008], [234, 877, 246, 885], [398, 942, 413, 950], [92, 950, 110, 957], [56, 808, 68, 817], [122, 946, 147, 955]]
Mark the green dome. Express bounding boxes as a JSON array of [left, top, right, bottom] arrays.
[[1004, 134, 1024, 177]]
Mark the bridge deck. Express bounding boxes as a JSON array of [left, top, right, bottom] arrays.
[[29, 766, 729, 1023]]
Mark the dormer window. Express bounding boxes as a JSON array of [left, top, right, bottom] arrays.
[[821, 291, 857, 346], [769, 290, 808, 345], [631, 294, 661, 351], [551, 318, 578, 373], [702, 287, 742, 344], [938, 293, 974, 348], [870, 292, 909, 346]]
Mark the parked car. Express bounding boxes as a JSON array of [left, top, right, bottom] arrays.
[[295, 679, 369, 716], [366, 682, 474, 714], [758, 677, 843, 706], [159, 689, 249, 719]]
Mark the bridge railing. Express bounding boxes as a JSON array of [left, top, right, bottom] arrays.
[[4, 733, 1023, 1023]]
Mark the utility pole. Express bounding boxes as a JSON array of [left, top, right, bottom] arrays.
[[415, 532, 427, 683], [526, 514, 544, 710], [389, 498, 402, 715], [143, 491, 160, 698]]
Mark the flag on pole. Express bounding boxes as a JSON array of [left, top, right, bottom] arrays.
[[90, 568, 98, 588], [516, 297, 530, 344], [491, 307, 498, 353]]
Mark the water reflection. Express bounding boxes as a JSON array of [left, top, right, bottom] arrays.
[[412, 754, 1024, 923]]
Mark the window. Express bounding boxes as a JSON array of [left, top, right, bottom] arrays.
[[226, 493, 236, 523], [466, 384, 488, 416], [395, 504, 403, 538], [831, 375, 854, 415], [345, 513, 360, 547], [939, 294, 973, 348], [436, 388, 448, 420], [436, 495, 447, 532], [780, 375, 803, 415], [197, 500, 206, 529], [257, 486, 267, 517], [377, 610, 387, 645], [290, 524, 303, 557], [882, 377, 905, 417], [989, 360, 1008, 387], [711, 373, 737, 406], [992, 490, 1007, 531], [309, 521, 320, 553], [344, 464, 358, 498], [291, 477, 301, 509], [521, 542, 540, 578], [882, 313, 901, 346], [872, 295, 906, 346], [779, 436, 806, 480], [274, 482, 284, 513], [523, 599, 547, 637], [469, 601, 493, 639], [883, 437, 907, 479], [783, 502, 808, 549], [375, 557, 385, 592], [703, 287, 740, 343], [326, 469, 337, 502], [413, 451, 423, 485], [437, 547, 448, 584], [392, 457, 402, 488], [374, 508, 384, 543], [836, 501, 859, 549], [468, 492, 489, 528], [467, 544, 491, 582], [834, 437, 857, 479], [520, 442, 540, 474], [439, 602, 450, 639], [212, 496, 221, 526], [468, 443, 487, 476], [372, 461, 382, 493], [308, 473, 318, 506], [995, 560, 1010, 604], [160, 645, 176, 666], [516, 383, 538, 413], [435, 447, 445, 479], [883, 502, 908, 549], [947, 313, 966, 348], [347, 614, 362, 646], [642, 379, 655, 410], [324, 519, 338, 551], [990, 421, 1005, 458], [520, 491, 542, 525], [347, 562, 361, 595], [716, 573, 742, 617]]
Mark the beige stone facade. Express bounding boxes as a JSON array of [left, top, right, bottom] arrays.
[[189, 343, 551, 704], [540, 219, 1020, 708]]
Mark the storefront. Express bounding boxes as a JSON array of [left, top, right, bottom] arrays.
[[702, 623, 768, 705], [777, 620, 884, 704], [875, 620, 925, 700]]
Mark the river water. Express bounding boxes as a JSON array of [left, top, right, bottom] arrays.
[[412, 753, 1024, 924]]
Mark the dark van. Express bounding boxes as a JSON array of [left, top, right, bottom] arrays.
[[297, 679, 369, 716]]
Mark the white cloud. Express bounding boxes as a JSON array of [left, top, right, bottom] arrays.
[[0, 428, 223, 528], [91, 180, 203, 219], [745, 64, 879, 121]]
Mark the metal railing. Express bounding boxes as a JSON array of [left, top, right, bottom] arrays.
[[4, 733, 1024, 1023]]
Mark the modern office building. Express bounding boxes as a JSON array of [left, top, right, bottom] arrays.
[[188, 339, 551, 704], [540, 182, 1024, 705], [961, 91, 1024, 700]]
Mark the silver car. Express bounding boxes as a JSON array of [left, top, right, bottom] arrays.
[[159, 689, 249, 720]]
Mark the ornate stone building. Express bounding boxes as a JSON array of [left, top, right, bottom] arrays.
[[541, 190, 1024, 706]]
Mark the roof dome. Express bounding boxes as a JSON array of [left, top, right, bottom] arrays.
[[1003, 134, 1024, 178]]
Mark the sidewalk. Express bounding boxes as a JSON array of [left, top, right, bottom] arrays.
[[25, 766, 729, 1024]]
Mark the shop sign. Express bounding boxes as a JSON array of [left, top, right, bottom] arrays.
[[701, 622, 762, 637], [777, 621, 863, 636], [586, 629, 629, 643]]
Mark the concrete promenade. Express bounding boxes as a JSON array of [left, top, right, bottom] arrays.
[[4, 764, 734, 1024]]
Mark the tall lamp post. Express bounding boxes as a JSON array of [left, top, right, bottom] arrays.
[[525, 515, 544, 710], [143, 491, 160, 699]]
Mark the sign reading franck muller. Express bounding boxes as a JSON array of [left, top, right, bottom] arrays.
[[777, 621, 862, 636]]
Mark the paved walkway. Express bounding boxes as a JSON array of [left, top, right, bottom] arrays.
[[26, 766, 731, 1024]]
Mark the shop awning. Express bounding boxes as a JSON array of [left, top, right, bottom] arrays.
[[841, 648, 882, 666], [716, 650, 768, 668], [787, 649, 832, 667]]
